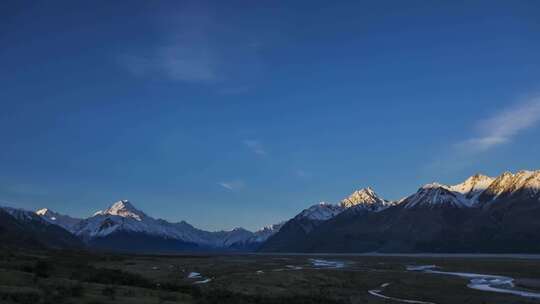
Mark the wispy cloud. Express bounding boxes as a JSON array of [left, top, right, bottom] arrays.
[[124, 46, 217, 83], [424, 96, 540, 177], [121, 4, 264, 86], [295, 169, 310, 178], [0, 198, 20, 207], [218, 180, 245, 191], [457, 97, 540, 152], [243, 139, 267, 156]]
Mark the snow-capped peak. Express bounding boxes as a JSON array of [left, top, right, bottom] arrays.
[[36, 208, 56, 220], [70, 199, 276, 248], [481, 170, 540, 201], [404, 177, 493, 209], [34, 208, 82, 232], [421, 182, 446, 189], [404, 183, 465, 208], [2, 207, 40, 222], [254, 222, 284, 235], [449, 173, 494, 203], [297, 202, 344, 221], [401, 171, 540, 209], [100, 200, 145, 221], [36, 208, 50, 216], [340, 187, 390, 210]]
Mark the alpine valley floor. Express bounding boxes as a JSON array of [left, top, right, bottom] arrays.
[[2, 249, 540, 304]]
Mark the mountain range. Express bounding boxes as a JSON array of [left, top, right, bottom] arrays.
[[1, 169, 539, 253], [16, 200, 283, 253], [260, 170, 540, 253]]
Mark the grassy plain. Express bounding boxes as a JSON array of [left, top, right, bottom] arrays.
[[1, 249, 540, 304]]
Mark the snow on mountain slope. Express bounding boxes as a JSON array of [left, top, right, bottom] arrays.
[[292, 187, 391, 222], [72, 200, 279, 248], [250, 222, 285, 242], [94, 200, 145, 221], [74, 201, 214, 244], [2, 207, 43, 222], [402, 170, 540, 209], [403, 174, 498, 208], [449, 174, 494, 205], [340, 187, 394, 211], [296, 202, 345, 221], [36, 208, 82, 232], [403, 183, 467, 208], [6, 169, 540, 253], [0, 206, 84, 249], [480, 170, 540, 202], [212, 228, 254, 247]]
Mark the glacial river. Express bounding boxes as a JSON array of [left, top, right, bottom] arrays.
[[407, 265, 540, 299]]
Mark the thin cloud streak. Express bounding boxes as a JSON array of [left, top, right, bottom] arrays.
[[457, 97, 540, 152], [121, 4, 220, 84], [243, 140, 267, 156], [295, 169, 310, 178], [124, 46, 217, 83], [121, 4, 264, 86], [0, 198, 20, 207], [424, 95, 540, 177], [218, 180, 245, 191]]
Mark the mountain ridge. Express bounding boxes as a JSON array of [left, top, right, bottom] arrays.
[[3, 168, 540, 253], [32, 200, 283, 252], [260, 169, 540, 253], [0, 207, 84, 250]]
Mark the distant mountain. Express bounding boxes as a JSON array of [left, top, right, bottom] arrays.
[[35, 200, 282, 253], [0, 207, 83, 250], [402, 174, 495, 209], [260, 170, 540, 253], [340, 187, 393, 210], [6, 169, 540, 253], [450, 174, 494, 204], [478, 170, 540, 203], [36, 208, 82, 231], [402, 183, 467, 209], [260, 188, 389, 252], [250, 222, 286, 242], [227, 222, 286, 251], [0, 208, 44, 249]]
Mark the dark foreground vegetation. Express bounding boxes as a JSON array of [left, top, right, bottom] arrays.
[[1, 248, 540, 304]]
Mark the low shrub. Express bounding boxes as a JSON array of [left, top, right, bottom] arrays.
[[102, 286, 116, 300], [0, 286, 41, 304], [38, 280, 85, 304], [71, 266, 153, 288], [33, 260, 53, 278], [194, 289, 347, 304]]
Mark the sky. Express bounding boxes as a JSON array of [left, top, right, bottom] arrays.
[[1, 0, 539, 231]]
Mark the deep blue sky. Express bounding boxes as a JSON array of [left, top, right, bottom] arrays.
[[1, 1, 539, 231]]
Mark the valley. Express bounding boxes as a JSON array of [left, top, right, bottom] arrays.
[[1, 169, 540, 303], [3, 3, 538, 303], [2, 250, 540, 304]]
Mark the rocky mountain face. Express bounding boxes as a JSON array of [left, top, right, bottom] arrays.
[[0, 207, 84, 250], [402, 183, 466, 209], [261, 170, 540, 253], [36, 208, 82, 231], [260, 188, 388, 252], [479, 170, 540, 203], [450, 174, 494, 204], [340, 187, 392, 210]]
